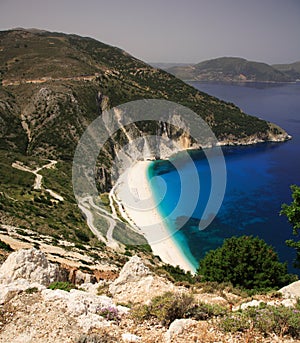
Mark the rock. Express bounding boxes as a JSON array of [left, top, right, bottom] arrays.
[[109, 255, 175, 303], [234, 299, 263, 311], [114, 255, 151, 283], [165, 319, 198, 343], [41, 288, 129, 332], [78, 282, 100, 295], [0, 248, 64, 286], [279, 280, 300, 299], [122, 333, 141, 342], [77, 313, 111, 333], [0, 278, 45, 304]]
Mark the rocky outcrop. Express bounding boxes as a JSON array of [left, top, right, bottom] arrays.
[[233, 282, 300, 311], [109, 255, 175, 303], [42, 288, 129, 332], [279, 280, 300, 299], [0, 248, 66, 286], [0, 279, 45, 304]]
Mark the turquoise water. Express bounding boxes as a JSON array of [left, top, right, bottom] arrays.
[[148, 82, 300, 275]]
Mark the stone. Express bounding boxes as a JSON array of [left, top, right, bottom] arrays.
[[41, 287, 129, 332], [0, 278, 45, 304], [114, 255, 151, 283], [235, 299, 263, 311], [279, 280, 300, 299], [165, 319, 198, 343], [109, 256, 175, 303], [0, 248, 64, 286], [122, 333, 141, 342]]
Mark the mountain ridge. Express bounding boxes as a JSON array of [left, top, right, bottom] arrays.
[[165, 56, 300, 82]]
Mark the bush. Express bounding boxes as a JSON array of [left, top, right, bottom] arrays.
[[158, 264, 196, 284], [76, 331, 117, 343], [281, 185, 300, 268], [198, 236, 297, 290], [0, 239, 13, 252], [218, 304, 300, 338], [48, 281, 77, 292], [96, 306, 120, 322], [132, 291, 194, 326], [186, 302, 228, 320]]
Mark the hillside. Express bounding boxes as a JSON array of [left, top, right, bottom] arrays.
[[167, 57, 294, 82], [0, 29, 290, 252], [273, 60, 300, 80]]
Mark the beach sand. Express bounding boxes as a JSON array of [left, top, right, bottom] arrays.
[[114, 161, 196, 273]]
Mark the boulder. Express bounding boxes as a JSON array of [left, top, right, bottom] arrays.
[[0, 248, 65, 286], [165, 319, 198, 343], [109, 255, 175, 303], [0, 278, 45, 304], [279, 280, 300, 299], [41, 288, 129, 332], [122, 333, 141, 342]]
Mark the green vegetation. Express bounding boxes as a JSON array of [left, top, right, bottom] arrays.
[[76, 332, 117, 343], [25, 287, 39, 294], [281, 185, 300, 268], [156, 264, 196, 284], [197, 236, 296, 290], [131, 291, 195, 326], [218, 302, 300, 338], [0, 239, 13, 252], [48, 281, 77, 292], [0, 150, 97, 246]]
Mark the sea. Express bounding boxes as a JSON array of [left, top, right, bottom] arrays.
[[148, 81, 300, 275]]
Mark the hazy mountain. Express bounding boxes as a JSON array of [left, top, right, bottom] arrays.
[[166, 57, 294, 82], [272, 61, 300, 80]]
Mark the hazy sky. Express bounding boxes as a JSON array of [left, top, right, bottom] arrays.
[[0, 0, 299, 64]]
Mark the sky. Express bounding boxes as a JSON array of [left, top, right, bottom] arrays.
[[0, 0, 300, 64]]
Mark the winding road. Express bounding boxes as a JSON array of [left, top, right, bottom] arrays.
[[12, 160, 64, 201]]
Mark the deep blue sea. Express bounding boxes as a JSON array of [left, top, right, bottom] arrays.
[[148, 82, 300, 275]]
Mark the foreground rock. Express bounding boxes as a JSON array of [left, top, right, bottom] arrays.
[[109, 255, 176, 303], [0, 248, 65, 285], [279, 280, 300, 299], [0, 248, 298, 343]]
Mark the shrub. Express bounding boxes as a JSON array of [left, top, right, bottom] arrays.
[[281, 185, 300, 268], [159, 264, 196, 284], [0, 239, 13, 252], [25, 287, 39, 294], [76, 331, 117, 343], [186, 302, 228, 320], [198, 235, 297, 290], [218, 304, 300, 338], [96, 306, 120, 322], [132, 291, 194, 326], [48, 281, 77, 292]]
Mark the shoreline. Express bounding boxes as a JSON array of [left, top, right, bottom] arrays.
[[113, 160, 197, 273]]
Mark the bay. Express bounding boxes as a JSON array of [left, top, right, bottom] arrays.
[[148, 81, 300, 275]]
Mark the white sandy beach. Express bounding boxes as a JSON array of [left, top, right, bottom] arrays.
[[114, 161, 196, 273]]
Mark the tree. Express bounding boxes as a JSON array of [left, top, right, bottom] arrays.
[[197, 235, 296, 290], [281, 185, 300, 268]]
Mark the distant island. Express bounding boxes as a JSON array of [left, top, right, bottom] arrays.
[[162, 57, 300, 82]]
